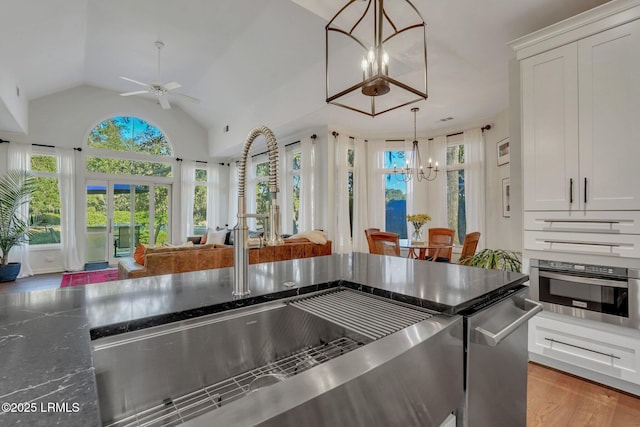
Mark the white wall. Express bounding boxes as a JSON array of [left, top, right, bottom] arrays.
[[0, 68, 28, 134], [0, 85, 233, 274]]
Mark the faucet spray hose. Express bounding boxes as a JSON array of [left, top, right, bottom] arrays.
[[237, 126, 279, 198]]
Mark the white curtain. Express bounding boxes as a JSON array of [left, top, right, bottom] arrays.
[[403, 140, 415, 219], [7, 143, 33, 277], [464, 128, 486, 249], [367, 139, 386, 230], [56, 147, 82, 271], [299, 137, 315, 231], [228, 162, 239, 227], [352, 137, 369, 253], [333, 133, 352, 254], [180, 160, 196, 238], [206, 162, 220, 230], [427, 136, 448, 227]]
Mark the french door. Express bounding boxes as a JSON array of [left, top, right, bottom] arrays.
[[85, 180, 171, 265]]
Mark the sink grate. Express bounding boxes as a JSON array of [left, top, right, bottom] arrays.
[[288, 288, 433, 340], [104, 336, 363, 427]]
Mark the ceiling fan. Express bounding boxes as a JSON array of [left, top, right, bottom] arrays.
[[120, 41, 200, 109]]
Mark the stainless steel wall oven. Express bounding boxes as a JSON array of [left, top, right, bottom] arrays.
[[530, 259, 640, 328]]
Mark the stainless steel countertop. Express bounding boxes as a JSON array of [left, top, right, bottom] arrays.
[[0, 252, 528, 426]]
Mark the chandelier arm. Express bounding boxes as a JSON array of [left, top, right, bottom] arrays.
[[327, 28, 368, 51], [382, 6, 398, 33], [350, 0, 372, 35], [382, 23, 426, 44], [326, 0, 357, 28]]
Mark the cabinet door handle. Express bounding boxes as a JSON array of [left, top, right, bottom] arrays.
[[475, 299, 543, 347], [569, 178, 573, 204], [544, 338, 620, 360], [584, 177, 588, 204]]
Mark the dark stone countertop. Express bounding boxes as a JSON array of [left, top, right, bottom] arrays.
[[0, 253, 528, 426]]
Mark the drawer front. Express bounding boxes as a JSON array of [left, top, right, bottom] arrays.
[[524, 211, 640, 234], [529, 314, 640, 385], [524, 230, 640, 258]]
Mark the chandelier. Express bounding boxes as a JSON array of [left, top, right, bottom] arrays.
[[325, 0, 428, 117], [393, 107, 439, 182]]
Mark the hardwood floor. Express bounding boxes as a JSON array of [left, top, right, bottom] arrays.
[[0, 272, 63, 294], [528, 362, 640, 427]]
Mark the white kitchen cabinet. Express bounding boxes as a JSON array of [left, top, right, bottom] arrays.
[[521, 18, 640, 212], [522, 44, 579, 211], [578, 19, 640, 210], [529, 311, 640, 395]]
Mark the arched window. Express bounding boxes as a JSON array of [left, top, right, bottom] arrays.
[[86, 116, 173, 177]]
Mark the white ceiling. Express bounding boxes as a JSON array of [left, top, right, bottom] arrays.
[[1, 0, 611, 155]]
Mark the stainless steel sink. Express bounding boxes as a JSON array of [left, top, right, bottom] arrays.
[[92, 288, 464, 427]]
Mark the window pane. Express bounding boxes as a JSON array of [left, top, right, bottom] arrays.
[[88, 116, 172, 156], [292, 153, 301, 171], [193, 185, 207, 232], [292, 175, 300, 234], [256, 162, 269, 178], [447, 169, 466, 245], [86, 157, 173, 177], [195, 169, 207, 182], [385, 174, 407, 238], [384, 151, 406, 169], [255, 181, 269, 230], [446, 144, 465, 167], [154, 186, 170, 246], [29, 177, 61, 245], [348, 171, 353, 237], [31, 155, 57, 172], [347, 149, 354, 167]]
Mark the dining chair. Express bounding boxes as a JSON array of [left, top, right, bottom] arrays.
[[364, 228, 381, 254], [427, 228, 455, 262], [366, 230, 401, 257], [458, 232, 481, 265]]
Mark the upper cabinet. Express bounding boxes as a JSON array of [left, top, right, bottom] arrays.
[[514, 2, 640, 212]]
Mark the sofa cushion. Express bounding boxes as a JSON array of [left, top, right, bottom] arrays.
[[133, 244, 146, 265]]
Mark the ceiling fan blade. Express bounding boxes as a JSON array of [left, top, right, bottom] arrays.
[[120, 76, 151, 87], [158, 94, 171, 110], [171, 92, 201, 103], [163, 81, 182, 91], [120, 90, 149, 97]]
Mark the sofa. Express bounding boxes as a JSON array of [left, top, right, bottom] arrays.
[[118, 239, 332, 279]]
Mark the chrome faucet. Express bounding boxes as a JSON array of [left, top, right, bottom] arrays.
[[233, 126, 284, 296]]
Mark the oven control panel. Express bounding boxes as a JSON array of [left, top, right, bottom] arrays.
[[536, 260, 627, 278]]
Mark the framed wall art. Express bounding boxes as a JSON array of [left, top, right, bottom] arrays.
[[502, 177, 511, 218], [497, 138, 510, 166]]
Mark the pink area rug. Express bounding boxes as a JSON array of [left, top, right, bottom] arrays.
[[60, 268, 119, 288]]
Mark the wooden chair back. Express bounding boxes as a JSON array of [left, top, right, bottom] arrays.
[[428, 228, 455, 260], [458, 232, 481, 264], [364, 228, 381, 254], [367, 230, 401, 257]]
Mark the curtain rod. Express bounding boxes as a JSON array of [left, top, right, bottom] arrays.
[[175, 158, 225, 166], [0, 139, 10, 144], [250, 134, 314, 159]]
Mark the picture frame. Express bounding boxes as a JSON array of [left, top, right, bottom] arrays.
[[502, 177, 511, 218], [497, 138, 510, 166]]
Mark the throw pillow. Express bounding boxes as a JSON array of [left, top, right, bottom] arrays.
[[200, 228, 210, 244], [287, 230, 327, 244], [207, 229, 227, 245], [133, 244, 146, 265]]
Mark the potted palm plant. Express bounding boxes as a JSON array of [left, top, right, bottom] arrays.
[[0, 169, 36, 282], [460, 248, 521, 272]]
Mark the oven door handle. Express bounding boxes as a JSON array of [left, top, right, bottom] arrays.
[[539, 270, 628, 289], [475, 299, 543, 347]]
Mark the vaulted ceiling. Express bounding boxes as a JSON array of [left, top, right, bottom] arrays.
[[0, 0, 610, 155]]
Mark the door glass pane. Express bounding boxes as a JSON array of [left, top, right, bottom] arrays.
[[154, 185, 170, 246], [86, 184, 107, 262], [292, 175, 300, 234], [255, 181, 269, 231], [385, 174, 407, 238], [134, 185, 149, 247], [447, 170, 466, 245], [113, 184, 133, 258]]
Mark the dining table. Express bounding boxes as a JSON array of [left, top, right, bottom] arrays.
[[399, 239, 454, 261]]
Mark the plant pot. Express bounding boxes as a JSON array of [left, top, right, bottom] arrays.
[[0, 262, 21, 282]]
